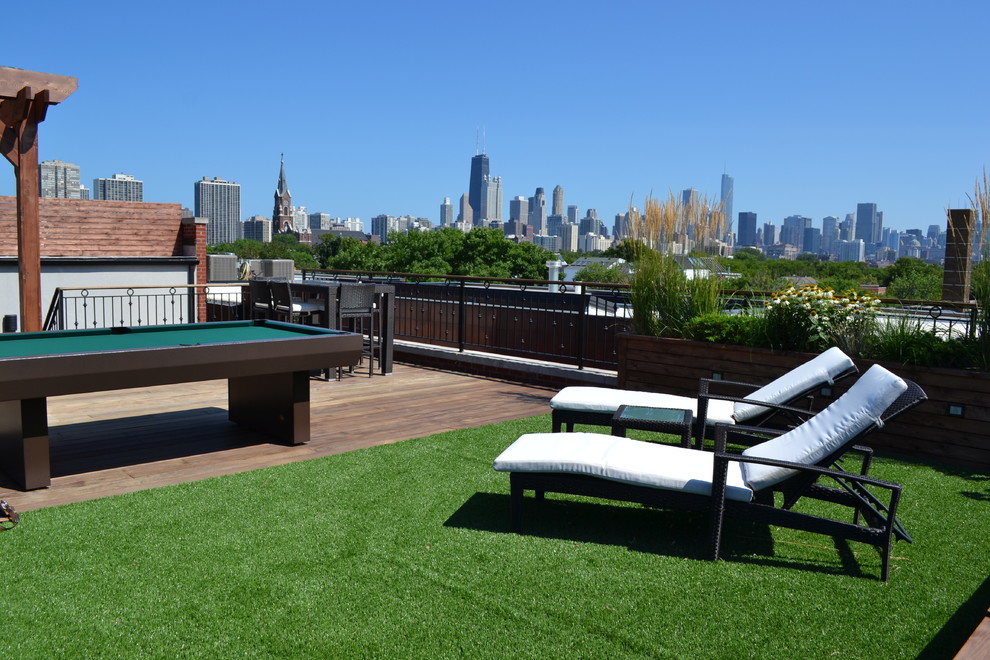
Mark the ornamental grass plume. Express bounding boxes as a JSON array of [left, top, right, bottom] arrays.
[[627, 191, 726, 337], [968, 168, 990, 368]]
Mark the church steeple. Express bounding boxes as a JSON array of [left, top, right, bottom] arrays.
[[273, 153, 295, 234]]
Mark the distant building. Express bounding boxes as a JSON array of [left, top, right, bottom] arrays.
[[855, 203, 879, 245], [737, 212, 757, 247], [720, 174, 734, 240], [195, 176, 241, 245], [534, 234, 560, 251], [457, 193, 472, 225], [529, 187, 547, 235], [559, 223, 579, 252], [308, 212, 335, 231], [837, 239, 866, 262], [509, 196, 528, 223], [440, 197, 454, 226], [482, 175, 502, 223], [567, 205, 580, 225], [244, 216, 273, 242], [273, 155, 296, 235], [803, 227, 822, 256], [763, 222, 778, 246], [552, 185, 565, 216], [39, 159, 82, 199], [822, 216, 839, 255], [468, 153, 489, 226], [93, 173, 143, 202]]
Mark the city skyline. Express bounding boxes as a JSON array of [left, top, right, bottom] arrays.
[[3, 2, 988, 234]]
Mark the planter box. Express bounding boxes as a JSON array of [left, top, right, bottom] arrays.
[[617, 333, 990, 469]]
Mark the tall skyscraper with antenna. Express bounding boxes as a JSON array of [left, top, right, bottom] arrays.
[[468, 152, 489, 227], [720, 173, 734, 241]]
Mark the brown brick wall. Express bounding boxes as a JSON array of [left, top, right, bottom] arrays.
[[0, 197, 185, 257]]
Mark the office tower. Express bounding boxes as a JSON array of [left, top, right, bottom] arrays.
[[737, 212, 757, 247], [720, 174, 734, 239], [875, 211, 884, 244], [244, 216, 273, 242], [39, 160, 82, 198], [509, 195, 528, 223], [822, 216, 839, 255], [482, 175, 503, 223], [803, 227, 822, 255], [93, 173, 143, 202], [579, 209, 600, 236], [763, 222, 778, 246], [458, 193, 473, 225], [468, 153, 489, 226], [440, 197, 454, 226], [681, 188, 699, 210], [547, 214, 564, 237], [838, 239, 866, 262], [529, 187, 547, 234], [308, 212, 334, 230], [559, 222, 579, 252], [567, 205, 580, 224], [927, 224, 942, 245], [781, 215, 812, 251], [552, 185, 564, 216], [613, 212, 633, 239], [855, 203, 878, 245], [195, 177, 241, 245]]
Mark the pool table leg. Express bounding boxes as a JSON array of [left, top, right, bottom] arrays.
[[227, 371, 310, 445], [0, 398, 51, 490]]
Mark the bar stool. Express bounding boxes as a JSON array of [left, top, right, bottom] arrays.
[[270, 280, 323, 324], [248, 279, 273, 319], [337, 283, 376, 378]]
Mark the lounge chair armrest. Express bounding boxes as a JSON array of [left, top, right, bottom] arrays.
[[697, 378, 761, 398], [711, 423, 785, 452], [712, 451, 903, 493], [700, 392, 818, 418]]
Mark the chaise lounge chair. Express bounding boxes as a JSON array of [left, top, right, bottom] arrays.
[[494, 364, 927, 580], [550, 346, 858, 448]]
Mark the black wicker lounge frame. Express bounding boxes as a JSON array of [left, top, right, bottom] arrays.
[[512, 378, 926, 581]]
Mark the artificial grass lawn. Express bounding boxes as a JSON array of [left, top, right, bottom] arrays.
[[1, 415, 988, 658]]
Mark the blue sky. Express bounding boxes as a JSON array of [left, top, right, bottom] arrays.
[[4, 1, 988, 233]]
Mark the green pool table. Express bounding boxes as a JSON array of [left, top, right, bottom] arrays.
[[0, 320, 363, 490]]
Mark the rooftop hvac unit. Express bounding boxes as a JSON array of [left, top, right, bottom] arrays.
[[249, 259, 295, 280], [207, 254, 238, 282]]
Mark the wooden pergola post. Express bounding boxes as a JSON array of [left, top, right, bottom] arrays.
[[0, 67, 77, 332]]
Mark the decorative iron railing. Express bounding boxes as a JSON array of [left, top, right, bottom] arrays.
[[40, 272, 978, 372], [43, 284, 248, 330]]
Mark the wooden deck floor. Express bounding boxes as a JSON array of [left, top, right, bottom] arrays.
[[0, 363, 555, 512]]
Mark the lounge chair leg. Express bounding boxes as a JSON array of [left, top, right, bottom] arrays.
[[509, 474, 524, 533]]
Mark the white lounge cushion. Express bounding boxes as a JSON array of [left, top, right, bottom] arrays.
[[493, 432, 754, 502], [741, 365, 907, 491], [733, 346, 855, 422], [550, 387, 736, 425]]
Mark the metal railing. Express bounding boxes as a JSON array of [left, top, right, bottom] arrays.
[[41, 272, 979, 372], [44, 284, 248, 331]]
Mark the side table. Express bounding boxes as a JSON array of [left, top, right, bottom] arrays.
[[611, 405, 693, 448]]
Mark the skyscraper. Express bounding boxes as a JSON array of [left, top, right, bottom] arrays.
[[529, 187, 547, 235], [39, 160, 82, 198], [855, 203, 878, 245], [93, 173, 143, 202], [737, 212, 757, 247], [482, 175, 503, 223], [440, 197, 454, 226], [509, 196, 528, 223], [720, 174, 734, 239], [468, 153, 489, 226], [458, 193, 473, 225], [822, 216, 839, 255], [552, 185, 564, 216], [195, 176, 241, 245]]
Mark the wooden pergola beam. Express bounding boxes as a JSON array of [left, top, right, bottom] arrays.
[[0, 67, 77, 332]]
